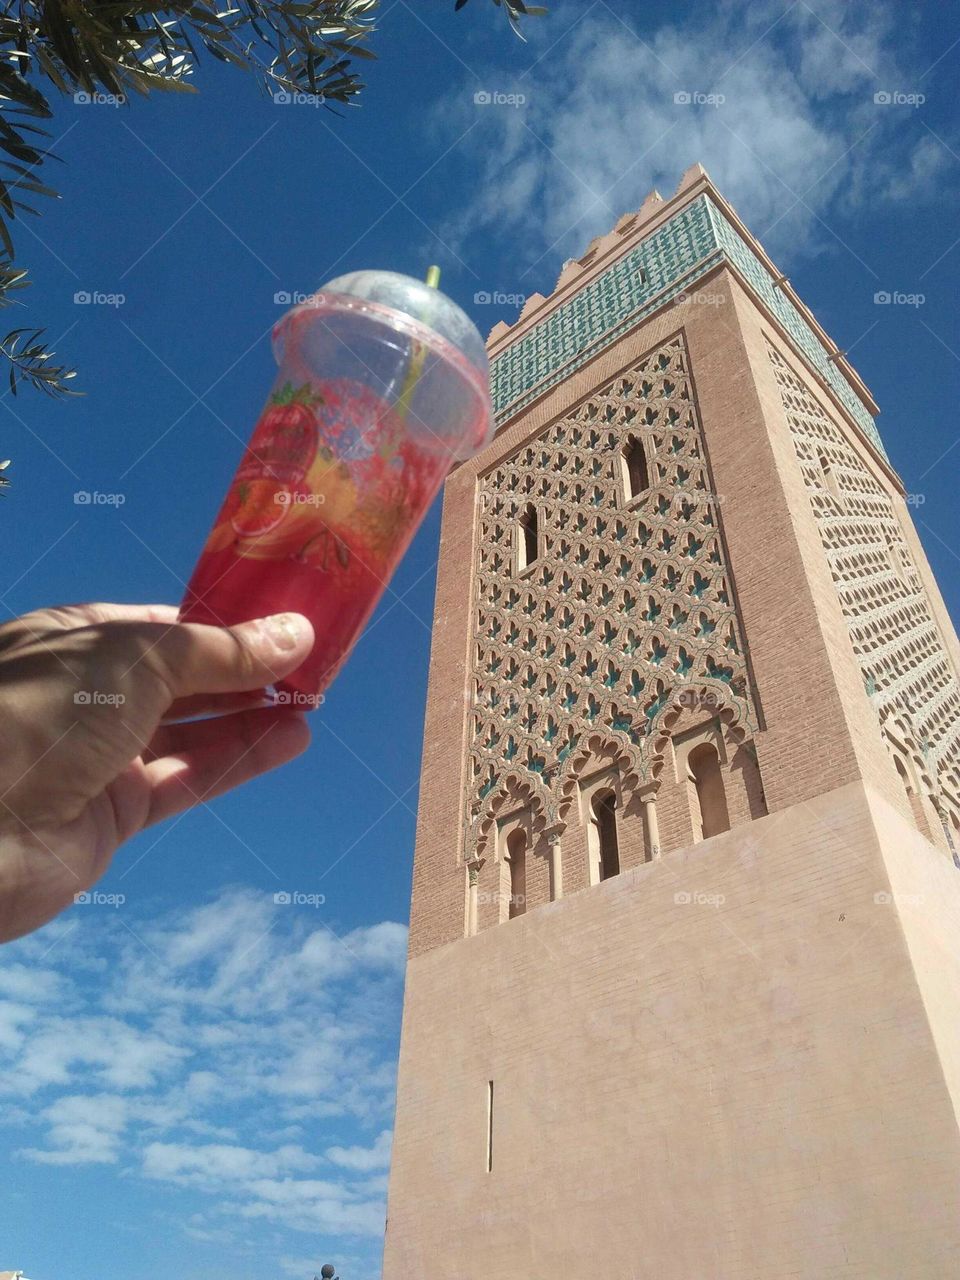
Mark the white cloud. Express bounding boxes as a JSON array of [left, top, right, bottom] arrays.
[[0, 963, 63, 1003], [17, 1093, 129, 1165], [326, 1128, 392, 1173], [102, 890, 406, 1021], [239, 1176, 387, 1237], [9, 1015, 187, 1095], [880, 134, 945, 203], [0, 999, 39, 1054], [0, 888, 407, 1246], [436, 0, 947, 272], [143, 1140, 320, 1185], [339, 922, 407, 969], [782, 0, 891, 97]]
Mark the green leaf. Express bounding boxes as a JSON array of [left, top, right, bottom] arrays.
[[0, 323, 80, 398], [452, 0, 548, 32]]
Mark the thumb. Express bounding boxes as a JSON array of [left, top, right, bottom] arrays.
[[140, 613, 315, 700]]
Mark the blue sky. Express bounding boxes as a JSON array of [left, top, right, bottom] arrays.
[[0, 1, 958, 1277]]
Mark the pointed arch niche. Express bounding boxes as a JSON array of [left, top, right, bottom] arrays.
[[619, 435, 650, 504], [687, 742, 730, 840], [578, 766, 627, 887], [671, 717, 733, 845], [505, 828, 528, 919], [650, 689, 765, 850], [552, 735, 652, 895], [517, 503, 540, 573], [884, 726, 950, 853], [496, 808, 531, 923]]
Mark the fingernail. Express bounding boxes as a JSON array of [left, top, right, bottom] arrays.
[[262, 613, 303, 652]]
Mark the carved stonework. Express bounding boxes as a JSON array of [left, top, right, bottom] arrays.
[[767, 341, 960, 810], [474, 772, 549, 862], [465, 334, 755, 859], [555, 734, 643, 820]]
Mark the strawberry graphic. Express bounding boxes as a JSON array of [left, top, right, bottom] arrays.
[[240, 381, 321, 484], [212, 382, 322, 540]]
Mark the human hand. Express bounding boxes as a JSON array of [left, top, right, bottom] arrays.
[[0, 602, 315, 942]]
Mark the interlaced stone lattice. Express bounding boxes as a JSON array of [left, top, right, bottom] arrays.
[[466, 335, 755, 856], [768, 341, 960, 807]]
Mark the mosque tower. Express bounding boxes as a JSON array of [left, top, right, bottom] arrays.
[[382, 164, 960, 1279]]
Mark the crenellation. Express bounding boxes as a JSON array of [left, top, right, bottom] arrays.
[[517, 291, 546, 322]]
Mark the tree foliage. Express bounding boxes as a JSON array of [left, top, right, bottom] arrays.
[[0, 0, 545, 404], [455, 0, 547, 39]]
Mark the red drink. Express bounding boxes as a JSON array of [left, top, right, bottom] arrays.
[[180, 273, 492, 703]]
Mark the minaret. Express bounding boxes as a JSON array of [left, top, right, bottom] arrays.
[[382, 164, 960, 1278]]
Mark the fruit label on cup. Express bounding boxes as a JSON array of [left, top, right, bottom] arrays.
[[200, 377, 437, 576], [227, 382, 320, 538]]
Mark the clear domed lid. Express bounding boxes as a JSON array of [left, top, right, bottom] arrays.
[[322, 270, 489, 382]]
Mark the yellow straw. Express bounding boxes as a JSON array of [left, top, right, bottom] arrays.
[[396, 265, 440, 418]]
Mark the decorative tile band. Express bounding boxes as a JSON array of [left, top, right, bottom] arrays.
[[490, 194, 887, 461]]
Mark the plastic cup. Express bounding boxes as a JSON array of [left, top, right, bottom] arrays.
[[179, 270, 492, 704]]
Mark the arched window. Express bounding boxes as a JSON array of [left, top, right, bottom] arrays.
[[621, 438, 649, 501], [589, 789, 621, 882], [818, 451, 842, 504], [890, 740, 932, 836], [883, 531, 908, 580], [893, 754, 913, 794], [687, 743, 730, 840], [948, 811, 960, 870], [933, 799, 958, 860], [518, 504, 538, 571], [506, 829, 526, 918]]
